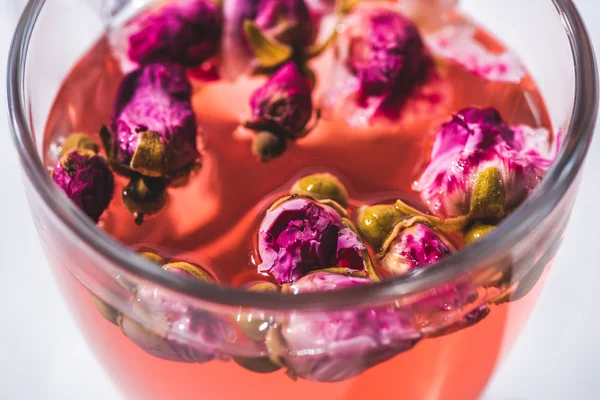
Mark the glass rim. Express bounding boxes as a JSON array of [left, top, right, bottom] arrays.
[[6, 0, 598, 310]]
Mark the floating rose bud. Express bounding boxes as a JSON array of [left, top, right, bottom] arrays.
[[380, 223, 454, 278], [103, 63, 200, 180], [52, 148, 115, 223], [221, 0, 322, 78], [121, 261, 233, 363], [246, 62, 314, 140], [257, 197, 371, 284], [123, 0, 222, 68], [323, 4, 432, 124], [268, 272, 421, 382], [363, 212, 489, 336], [415, 107, 558, 219]]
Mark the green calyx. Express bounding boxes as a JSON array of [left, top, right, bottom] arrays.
[[236, 282, 279, 342], [469, 167, 505, 221], [357, 204, 405, 252], [234, 357, 281, 374], [92, 295, 120, 326], [243, 19, 338, 73], [244, 20, 293, 69], [162, 261, 216, 283], [463, 223, 496, 246], [60, 133, 99, 157], [252, 131, 287, 162], [291, 173, 349, 208], [122, 175, 168, 225]]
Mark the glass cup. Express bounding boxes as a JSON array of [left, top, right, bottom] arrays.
[[7, 0, 598, 399]]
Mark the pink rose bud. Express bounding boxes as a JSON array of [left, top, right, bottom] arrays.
[[415, 107, 558, 219], [323, 4, 432, 124], [107, 63, 200, 179], [52, 148, 114, 223], [257, 197, 368, 284], [247, 62, 314, 139], [268, 272, 421, 382]]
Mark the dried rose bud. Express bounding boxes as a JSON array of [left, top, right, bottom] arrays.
[[257, 197, 370, 284], [121, 261, 232, 363], [105, 63, 200, 179], [357, 204, 405, 251], [246, 62, 314, 141], [380, 223, 454, 278], [415, 107, 558, 219], [92, 295, 120, 326], [463, 223, 495, 246], [125, 0, 222, 68], [221, 0, 321, 78], [370, 217, 489, 336], [325, 4, 431, 123], [291, 173, 349, 208], [52, 149, 115, 223], [268, 272, 421, 382]]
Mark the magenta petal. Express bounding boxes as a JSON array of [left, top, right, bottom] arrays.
[[52, 151, 115, 223], [258, 198, 366, 284], [111, 63, 199, 174], [248, 62, 313, 138]]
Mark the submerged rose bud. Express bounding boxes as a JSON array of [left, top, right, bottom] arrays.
[[325, 4, 431, 123], [246, 62, 314, 140], [105, 63, 200, 179], [125, 0, 222, 68], [268, 272, 421, 382], [257, 197, 369, 284], [52, 149, 115, 223], [415, 107, 558, 219], [380, 223, 454, 278], [372, 218, 489, 336], [122, 261, 232, 363], [221, 0, 320, 78]]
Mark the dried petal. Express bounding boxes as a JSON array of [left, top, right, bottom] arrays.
[[110, 63, 199, 178], [247, 62, 314, 138], [125, 0, 222, 67], [380, 223, 454, 278], [269, 272, 421, 382], [415, 107, 558, 218], [52, 150, 115, 223], [257, 197, 368, 284]]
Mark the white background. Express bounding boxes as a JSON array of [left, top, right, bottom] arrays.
[[0, 1, 598, 399]]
